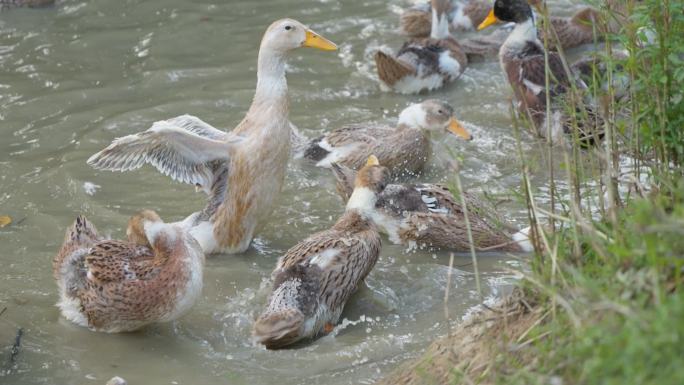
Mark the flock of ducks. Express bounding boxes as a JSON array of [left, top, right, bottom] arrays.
[[49, 0, 614, 349]]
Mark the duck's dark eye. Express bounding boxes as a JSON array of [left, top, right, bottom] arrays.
[[285, 25, 292, 31], [438, 109, 444, 114]]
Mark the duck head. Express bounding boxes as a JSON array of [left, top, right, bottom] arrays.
[[260, 18, 337, 54], [398, 100, 473, 141], [346, 156, 390, 213], [126, 209, 163, 248], [478, 0, 534, 30]]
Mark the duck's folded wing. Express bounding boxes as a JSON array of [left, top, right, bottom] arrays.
[[85, 241, 156, 283], [325, 124, 388, 147], [87, 115, 243, 189]]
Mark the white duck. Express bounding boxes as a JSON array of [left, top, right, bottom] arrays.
[[88, 19, 337, 255]]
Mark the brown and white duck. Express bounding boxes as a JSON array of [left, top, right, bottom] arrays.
[[331, 163, 532, 252], [300, 99, 472, 175], [53, 210, 205, 333], [478, 0, 603, 145], [87, 19, 337, 255], [375, 0, 468, 94], [404, 0, 604, 61], [253, 156, 385, 349]]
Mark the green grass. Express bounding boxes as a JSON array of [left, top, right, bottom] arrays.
[[485, 1, 684, 384]]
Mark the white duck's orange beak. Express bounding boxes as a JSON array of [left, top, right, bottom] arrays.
[[478, 9, 499, 31], [303, 29, 338, 51], [446, 118, 473, 141]]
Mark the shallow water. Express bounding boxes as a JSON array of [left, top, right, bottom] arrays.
[[0, 0, 590, 384]]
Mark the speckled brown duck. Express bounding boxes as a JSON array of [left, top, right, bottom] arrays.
[[300, 99, 472, 176], [331, 163, 533, 252], [478, 0, 604, 145], [375, 0, 468, 94], [53, 210, 205, 333], [253, 156, 385, 349]]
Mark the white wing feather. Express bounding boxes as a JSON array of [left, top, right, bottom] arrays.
[[87, 115, 243, 189]]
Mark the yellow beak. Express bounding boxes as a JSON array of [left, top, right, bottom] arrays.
[[446, 118, 472, 141], [477, 9, 499, 31], [303, 29, 338, 51], [366, 155, 380, 166]]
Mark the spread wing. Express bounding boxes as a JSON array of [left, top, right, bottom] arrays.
[[85, 240, 158, 283], [87, 115, 244, 190]]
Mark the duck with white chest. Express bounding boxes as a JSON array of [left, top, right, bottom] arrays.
[[478, 0, 603, 146], [300, 99, 472, 176], [88, 19, 338, 255]]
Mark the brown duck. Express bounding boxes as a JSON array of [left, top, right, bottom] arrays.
[[253, 156, 386, 349], [478, 0, 603, 145], [300, 99, 472, 176], [331, 163, 532, 252], [53, 210, 205, 333]]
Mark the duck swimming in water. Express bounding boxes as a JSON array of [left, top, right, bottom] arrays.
[[253, 156, 385, 349], [478, 0, 603, 145], [331, 163, 533, 252], [88, 19, 337, 255], [300, 99, 472, 176], [375, 0, 468, 94], [53, 210, 205, 333]]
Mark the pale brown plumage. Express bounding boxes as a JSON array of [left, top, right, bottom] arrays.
[[303, 100, 471, 176], [53, 211, 205, 333], [253, 158, 385, 349], [331, 163, 528, 252], [87, 19, 337, 255]]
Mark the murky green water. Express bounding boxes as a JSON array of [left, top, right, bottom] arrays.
[[0, 0, 588, 384]]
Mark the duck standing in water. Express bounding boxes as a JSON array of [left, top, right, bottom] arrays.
[[375, 0, 468, 94], [331, 163, 533, 252], [300, 99, 472, 176], [253, 156, 386, 349], [478, 0, 603, 145], [53, 210, 205, 333], [88, 19, 337, 255]]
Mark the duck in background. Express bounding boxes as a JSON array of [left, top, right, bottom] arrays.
[[400, 0, 491, 37], [298, 100, 472, 176], [88, 19, 337, 255], [253, 156, 386, 349], [53, 211, 205, 333], [401, 0, 605, 61], [478, 0, 603, 146], [331, 163, 533, 252], [375, 0, 468, 94]]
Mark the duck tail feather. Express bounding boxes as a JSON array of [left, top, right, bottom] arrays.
[[374, 51, 415, 87]]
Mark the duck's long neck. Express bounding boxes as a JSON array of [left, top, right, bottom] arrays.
[[431, 5, 450, 39], [503, 18, 538, 52], [345, 187, 377, 218], [252, 48, 289, 110]]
